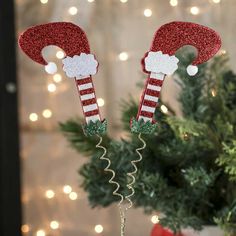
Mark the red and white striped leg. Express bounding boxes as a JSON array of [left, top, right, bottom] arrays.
[[75, 76, 101, 124], [137, 72, 165, 123]]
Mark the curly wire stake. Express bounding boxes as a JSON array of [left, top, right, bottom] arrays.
[[96, 135, 125, 236], [125, 133, 146, 210]]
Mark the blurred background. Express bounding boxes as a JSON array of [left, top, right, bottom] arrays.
[[1, 0, 236, 236]]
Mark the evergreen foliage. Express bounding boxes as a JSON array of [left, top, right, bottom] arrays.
[[60, 51, 236, 234]]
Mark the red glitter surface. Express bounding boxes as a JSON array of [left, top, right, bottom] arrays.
[[143, 100, 157, 107], [79, 88, 94, 96], [136, 75, 163, 121], [84, 110, 99, 117], [19, 22, 90, 65], [76, 77, 92, 85], [150, 21, 221, 65], [82, 98, 97, 106], [139, 111, 154, 118]]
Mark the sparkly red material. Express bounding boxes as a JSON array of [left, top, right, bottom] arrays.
[[134, 21, 222, 130], [136, 74, 164, 123], [19, 22, 90, 65], [85, 110, 100, 117], [19, 22, 103, 128], [149, 21, 221, 65]]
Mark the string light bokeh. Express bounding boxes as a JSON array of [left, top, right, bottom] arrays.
[[68, 6, 78, 15], [190, 6, 200, 15], [143, 8, 153, 17], [118, 52, 129, 61], [16, 0, 233, 235], [151, 215, 160, 224]]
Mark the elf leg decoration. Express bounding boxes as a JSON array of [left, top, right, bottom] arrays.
[[128, 21, 221, 230], [18, 22, 124, 235], [19, 22, 106, 136], [131, 21, 221, 134]]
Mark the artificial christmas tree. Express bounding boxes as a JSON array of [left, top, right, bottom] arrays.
[[60, 50, 236, 235]]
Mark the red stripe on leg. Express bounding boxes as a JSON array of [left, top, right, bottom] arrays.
[[146, 89, 160, 97], [143, 100, 157, 107], [149, 78, 164, 86], [76, 77, 92, 85], [82, 98, 97, 106], [84, 110, 99, 117], [80, 88, 94, 95], [139, 111, 154, 118]]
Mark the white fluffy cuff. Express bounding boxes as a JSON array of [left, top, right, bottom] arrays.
[[144, 51, 179, 75], [62, 53, 98, 78]]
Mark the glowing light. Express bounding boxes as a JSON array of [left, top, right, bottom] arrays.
[[118, 52, 129, 61], [88, 0, 95, 2], [183, 132, 189, 140], [160, 105, 168, 114], [29, 113, 38, 122], [68, 6, 78, 15], [169, 0, 178, 7], [45, 62, 57, 74], [144, 9, 152, 17], [212, 0, 220, 3], [94, 225, 103, 234], [36, 230, 46, 236], [211, 89, 217, 97], [151, 215, 160, 224], [42, 109, 52, 118], [45, 190, 55, 199], [56, 51, 65, 59], [190, 6, 200, 15], [220, 49, 226, 55], [40, 0, 48, 4], [53, 73, 62, 83], [47, 83, 56, 93], [97, 98, 105, 107], [69, 192, 78, 200], [21, 224, 30, 233], [63, 185, 72, 194], [120, 0, 128, 3], [50, 221, 59, 230]]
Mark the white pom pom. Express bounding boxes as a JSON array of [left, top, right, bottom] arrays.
[[45, 62, 57, 74], [187, 65, 198, 76], [62, 54, 98, 78], [144, 51, 179, 75]]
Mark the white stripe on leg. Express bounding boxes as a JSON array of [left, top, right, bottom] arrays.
[[78, 83, 93, 91], [144, 94, 159, 102], [75, 75, 88, 80], [150, 72, 165, 80], [80, 93, 95, 101], [141, 105, 155, 113], [147, 84, 161, 91], [83, 104, 98, 112]]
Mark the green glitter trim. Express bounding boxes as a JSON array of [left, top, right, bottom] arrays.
[[82, 119, 107, 137], [130, 117, 157, 134]]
